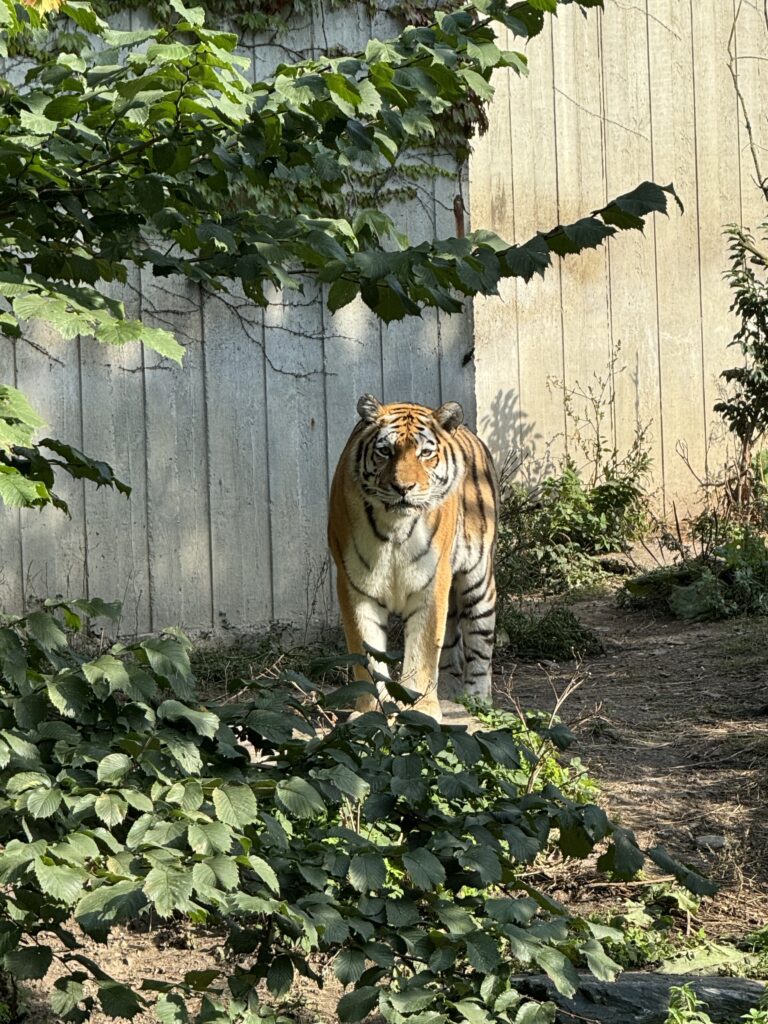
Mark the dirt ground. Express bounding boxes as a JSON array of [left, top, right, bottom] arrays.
[[495, 596, 768, 939], [22, 597, 768, 1022]]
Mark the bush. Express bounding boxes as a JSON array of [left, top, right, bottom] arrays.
[[0, 599, 715, 1023], [495, 355, 651, 597], [497, 606, 604, 662], [620, 526, 768, 620]]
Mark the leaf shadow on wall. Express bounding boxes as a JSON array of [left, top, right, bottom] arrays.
[[480, 388, 554, 485]]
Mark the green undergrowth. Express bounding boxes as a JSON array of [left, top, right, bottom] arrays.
[[0, 598, 718, 1024], [461, 701, 600, 808], [496, 605, 604, 662], [190, 627, 347, 701], [665, 983, 768, 1024], [621, 525, 768, 621]]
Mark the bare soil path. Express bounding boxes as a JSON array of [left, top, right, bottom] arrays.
[[496, 597, 768, 937]]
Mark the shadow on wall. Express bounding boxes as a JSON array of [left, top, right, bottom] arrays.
[[480, 388, 554, 484]]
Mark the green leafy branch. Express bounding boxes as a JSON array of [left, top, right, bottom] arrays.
[[0, 599, 715, 1023]]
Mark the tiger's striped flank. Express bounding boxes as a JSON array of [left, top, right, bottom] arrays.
[[328, 395, 498, 722]]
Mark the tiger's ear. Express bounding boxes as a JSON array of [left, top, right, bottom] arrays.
[[357, 394, 383, 423], [434, 401, 464, 433]]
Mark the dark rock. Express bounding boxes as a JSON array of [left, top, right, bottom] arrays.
[[512, 972, 766, 1024]]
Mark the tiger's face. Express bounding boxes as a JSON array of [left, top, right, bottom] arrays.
[[353, 395, 464, 513]]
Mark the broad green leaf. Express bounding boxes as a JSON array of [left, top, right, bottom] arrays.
[[94, 792, 128, 827], [402, 847, 446, 890], [4, 945, 53, 980], [581, 938, 621, 982], [348, 853, 386, 893], [275, 777, 325, 818], [144, 864, 195, 917], [98, 981, 144, 1019], [187, 820, 233, 856], [266, 954, 293, 997], [248, 855, 279, 894], [26, 786, 63, 818], [158, 699, 219, 738], [83, 654, 131, 690], [212, 784, 259, 828], [464, 930, 501, 973], [34, 858, 87, 904], [334, 948, 366, 986], [337, 985, 381, 1023], [96, 752, 132, 784], [75, 881, 148, 941]]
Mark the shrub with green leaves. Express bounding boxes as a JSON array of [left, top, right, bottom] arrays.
[[496, 605, 603, 662], [496, 459, 650, 597], [0, 600, 715, 1023], [621, 527, 768, 620]]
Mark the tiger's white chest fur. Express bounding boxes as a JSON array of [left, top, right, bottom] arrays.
[[343, 495, 439, 616]]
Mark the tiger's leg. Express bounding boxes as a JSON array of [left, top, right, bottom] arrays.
[[337, 578, 391, 713], [438, 582, 464, 700], [400, 560, 452, 722], [456, 561, 496, 703]]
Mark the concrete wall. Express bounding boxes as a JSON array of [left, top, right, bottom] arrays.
[[471, 0, 766, 512], [0, 5, 475, 632]]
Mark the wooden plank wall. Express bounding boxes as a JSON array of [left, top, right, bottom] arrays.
[[471, 0, 761, 512], [0, 5, 475, 631]]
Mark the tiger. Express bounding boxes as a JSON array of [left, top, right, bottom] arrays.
[[328, 394, 498, 722]]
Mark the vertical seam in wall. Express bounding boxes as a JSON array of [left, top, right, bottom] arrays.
[[432, 168, 445, 406], [550, 16, 568, 452], [506, 25, 523, 455], [688, 0, 708, 480], [645, 0, 667, 515], [261, 308, 275, 621], [139, 274, 154, 631], [597, 8, 617, 448], [734, 0, 745, 227], [318, 283, 333, 617], [76, 334, 90, 601], [198, 286, 216, 630]]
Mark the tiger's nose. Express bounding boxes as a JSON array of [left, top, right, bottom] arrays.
[[392, 481, 416, 496]]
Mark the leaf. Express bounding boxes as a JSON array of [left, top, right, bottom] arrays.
[[465, 930, 501, 973], [187, 821, 233, 856], [212, 784, 259, 828], [0, 467, 48, 509], [158, 699, 219, 738], [96, 753, 132, 784], [275, 777, 326, 818], [34, 858, 87, 905], [334, 949, 367, 986], [43, 95, 81, 121], [327, 277, 359, 312], [581, 938, 621, 982], [26, 786, 63, 818], [402, 847, 446, 890], [596, 826, 645, 880], [348, 853, 386, 893], [98, 981, 144, 1019], [75, 880, 148, 941], [26, 610, 67, 651], [337, 985, 381, 1023], [647, 846, 718, 897], [532, 946, 579, 999], [266, 955, 293, 997], [144, 864, 195, 917], [248, 855, 279, 894], [94, 792, 128, 827], [4, 945, 53, 980], [155, 993, 189, 1024]]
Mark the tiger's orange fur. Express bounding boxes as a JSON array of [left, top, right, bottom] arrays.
[[328, 395, 498, 721]]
